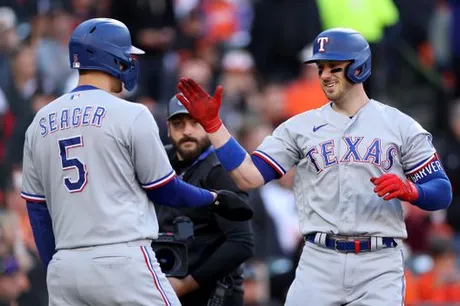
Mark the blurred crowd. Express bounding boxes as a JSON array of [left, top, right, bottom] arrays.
[[0, 0, 459, 305]]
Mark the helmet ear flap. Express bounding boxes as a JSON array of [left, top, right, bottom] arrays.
[[346, 53, 372, 84], [120, 58, 140, 91]]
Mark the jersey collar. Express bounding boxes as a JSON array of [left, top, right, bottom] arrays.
[[322, 99, 374, 130], [70, 85, 100, 93]]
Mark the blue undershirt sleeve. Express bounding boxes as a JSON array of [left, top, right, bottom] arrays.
[[26, 201, 56, 270], [412, 176, 452, 211], [251, 154, 280, 184], [145, 176, 214, 207], [406, 155, 453, 211]]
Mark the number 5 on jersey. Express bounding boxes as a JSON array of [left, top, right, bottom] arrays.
[[58, 136, 88, 193]]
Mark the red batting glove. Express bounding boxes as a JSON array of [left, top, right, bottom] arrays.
[[370, 173, 419, 202], [176, 78, 223, 133]]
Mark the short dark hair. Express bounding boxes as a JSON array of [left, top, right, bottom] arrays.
[[78, 70, 91, 76]]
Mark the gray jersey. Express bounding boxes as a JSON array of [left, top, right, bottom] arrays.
[[21, 87, 174, 249], [255, 100, 436, 239]]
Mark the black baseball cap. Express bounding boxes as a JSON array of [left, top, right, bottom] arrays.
[[167, 95, 189, 120]]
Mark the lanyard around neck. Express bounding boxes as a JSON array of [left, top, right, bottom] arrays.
[[179, 146, 214, 179]]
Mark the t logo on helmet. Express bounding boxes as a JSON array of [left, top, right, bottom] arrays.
[[317, 37, 329, 53]]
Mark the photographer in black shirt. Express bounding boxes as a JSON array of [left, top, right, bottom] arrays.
[[155, 96, 255, 306]]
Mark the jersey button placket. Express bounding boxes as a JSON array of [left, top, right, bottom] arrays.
[[337, 134, 348, 225], [339, 131, 353, 231]]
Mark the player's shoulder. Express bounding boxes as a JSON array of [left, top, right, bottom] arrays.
[[42, 90, 148, 118], [370, 99, 419, 123], [89, 91, 148, 115], [370, 99, 402, 114], [25, 94, 65, 139], [369, 99, 428, 133], [34, 94, 67, 117], [111, 95, 149, 117]]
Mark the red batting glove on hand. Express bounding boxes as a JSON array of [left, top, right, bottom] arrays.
[[176, 78, 223, 133], [370, 173, 419, 202]]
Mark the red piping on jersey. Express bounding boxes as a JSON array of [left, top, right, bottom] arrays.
[[405, 154, 437, 176], [251, 151, 285, 176], [20, 194, 46, 203], [140, 246, 171, 306], [143, 171, 176, 190]]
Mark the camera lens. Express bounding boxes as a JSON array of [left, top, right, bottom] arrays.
[[155, 248, 177, 272]]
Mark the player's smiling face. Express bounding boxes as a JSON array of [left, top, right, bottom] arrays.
[[317, 61, 352, 101], [168, 114, 211, 162]]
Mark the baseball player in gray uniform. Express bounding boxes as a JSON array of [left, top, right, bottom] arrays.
[[175, 28, 453, 305], [20, 18, 252, 306]]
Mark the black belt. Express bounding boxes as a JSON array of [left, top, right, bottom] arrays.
[[304, 233, 397, 253]]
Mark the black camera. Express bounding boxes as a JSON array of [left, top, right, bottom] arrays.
[[151, 216, 194, 277]]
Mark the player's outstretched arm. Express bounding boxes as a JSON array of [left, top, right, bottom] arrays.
[[176, 78, 266, 191], [145, 180, 253, 221], [133, 106, 253, 221], [207, 124, 266, 191]]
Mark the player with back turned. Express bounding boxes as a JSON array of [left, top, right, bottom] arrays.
[[20, 18, 252, 306], [176, 28, 453, 305]]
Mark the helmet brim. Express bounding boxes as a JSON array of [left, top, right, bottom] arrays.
[[129, 45, 145, 55], [304, 52, 354, 64]]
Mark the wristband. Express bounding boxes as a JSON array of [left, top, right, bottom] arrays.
[[204, 117, 223, 133], [215, 137, 247, 172]]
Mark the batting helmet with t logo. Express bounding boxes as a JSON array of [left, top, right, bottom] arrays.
[[303, 28, 371, 84], [68, 18, 144, 91]]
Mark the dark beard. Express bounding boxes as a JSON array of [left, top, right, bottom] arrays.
[[174, 137, 211, 164]]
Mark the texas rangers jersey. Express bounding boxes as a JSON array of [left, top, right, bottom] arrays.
[[254, 100, 438, 239], [21, 86, 175, 249]]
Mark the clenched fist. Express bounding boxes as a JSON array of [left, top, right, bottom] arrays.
[[370, 173, 419, 202]]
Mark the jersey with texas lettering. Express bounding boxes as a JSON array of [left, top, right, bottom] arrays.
[[21, 86, 174, 249], [254, 100, 439, 239]]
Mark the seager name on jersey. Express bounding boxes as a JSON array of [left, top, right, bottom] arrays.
[[39, 105, 107, 137]]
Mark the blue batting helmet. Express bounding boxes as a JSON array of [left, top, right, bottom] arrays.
[[68, 18, 144, 91], [304, 28, 371, 84]]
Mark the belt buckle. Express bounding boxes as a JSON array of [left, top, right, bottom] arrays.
[[333, 237, 363, 253]]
